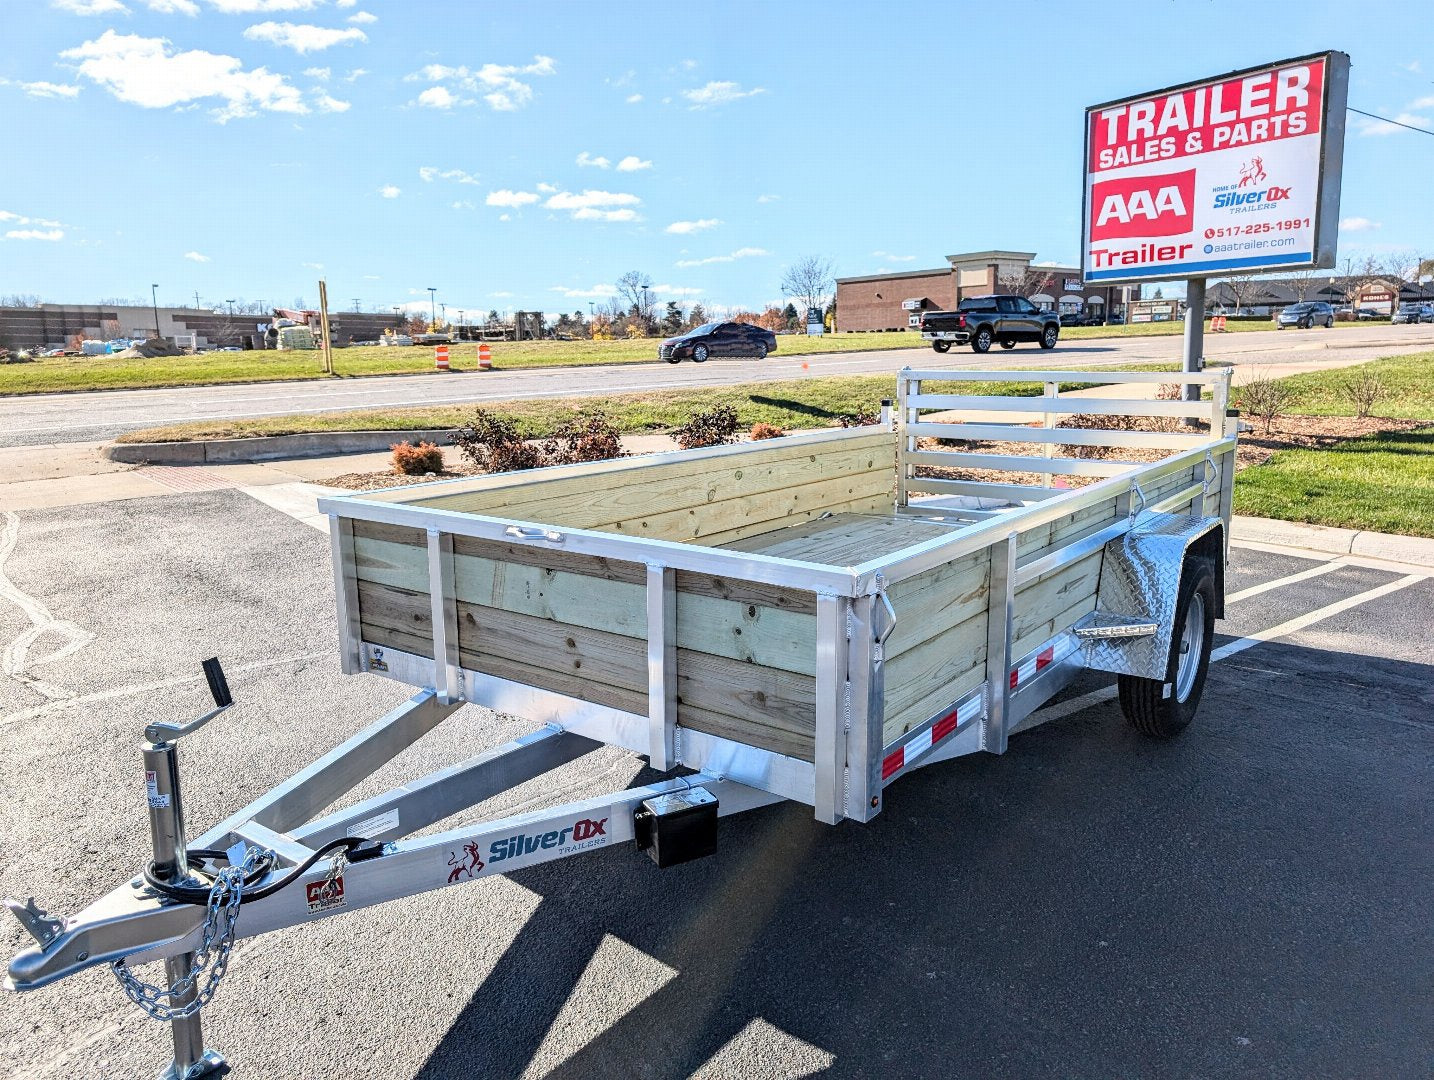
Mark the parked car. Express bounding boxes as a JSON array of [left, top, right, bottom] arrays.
[[1392, 303, 1434, 325], [1356, 308, 1383, 320], [657, 321, 777, 363], [1275, 301, 1334, 329]]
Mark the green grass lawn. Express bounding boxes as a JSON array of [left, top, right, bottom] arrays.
[[0, 319, 1284, 396], [1233, 351, 1434, 421], [1233, 427, 1434, 537]]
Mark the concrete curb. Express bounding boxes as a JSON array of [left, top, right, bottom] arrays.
[[105, 429, 459, 464], [1231, 515, 1434, 568]]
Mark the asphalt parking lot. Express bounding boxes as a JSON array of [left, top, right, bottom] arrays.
[[0, 490, 1430, 1079]]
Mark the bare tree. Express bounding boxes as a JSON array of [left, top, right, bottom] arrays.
[[0, 293, 42, 307], [1288, 269, 1317, 302], [996, 266, 1056, 298], [779, 255, 835, 316], [1340, 255, 1388, 311], [1384, 250, 1422, 285], [614, 270, 656, 331], [1212, 272, 1262, 312]]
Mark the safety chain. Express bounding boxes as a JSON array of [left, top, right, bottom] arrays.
[[111, 846, 273, 1023]]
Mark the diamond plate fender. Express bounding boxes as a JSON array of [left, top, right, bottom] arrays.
[[1081, 512, 1224, 680]]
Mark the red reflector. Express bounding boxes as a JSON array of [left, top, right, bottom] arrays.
[[932, 710, 959, 742], [881, 748, 905, 780]]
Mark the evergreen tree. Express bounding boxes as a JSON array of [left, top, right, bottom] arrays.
[[782, 302, 799, 331], [662, 301, 683, 335], [686, 303, 707, 330]]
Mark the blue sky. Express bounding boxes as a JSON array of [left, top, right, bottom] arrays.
[[1, 0, 1430, 318]]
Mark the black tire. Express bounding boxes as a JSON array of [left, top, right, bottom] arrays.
[[1118, 557, 1217, 738], [1324, 317, 1333, 328], [692, 343, 709, 363], [1040, 325, 1059, 350], [1300, 317, 1311, 330], [1000, 339, 1017, 350], [665, 355, 681, 364], [932, 340, 951, 354], [755, 342, 768, 359], [970, 326, 993, 353]]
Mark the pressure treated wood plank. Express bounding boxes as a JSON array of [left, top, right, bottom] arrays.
[[679, 704, 815, 762], [695, 490, 895, 549], [725, 513, 956, 565], [414, 434, 896, 522], [883, 661, 986, 745], [882, 550, 991, 661]]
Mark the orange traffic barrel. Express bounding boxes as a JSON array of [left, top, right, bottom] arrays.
[[435, 344, 450, 370], [479, 343, 492, 370]]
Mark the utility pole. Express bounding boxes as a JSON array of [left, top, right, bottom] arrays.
[[317, 279, 334, 376], [151, 284, 160, 340], [427, 287, 437, 329], [353, 298, 361, 313], [194, 290, 201, 310]]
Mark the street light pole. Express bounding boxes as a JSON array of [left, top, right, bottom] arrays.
[[151, 284, 160, 340], [427, 287, 437, 329]]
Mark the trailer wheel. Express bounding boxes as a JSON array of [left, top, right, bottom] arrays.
[[971, 327, 993, 353], [932, 340, 951, 353], [1117, 556, 1216, 738]]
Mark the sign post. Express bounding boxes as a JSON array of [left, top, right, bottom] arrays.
[[1081, 52, 1350, 409]]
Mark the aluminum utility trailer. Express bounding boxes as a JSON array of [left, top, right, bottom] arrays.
[[7, 368, 1237, 1079]]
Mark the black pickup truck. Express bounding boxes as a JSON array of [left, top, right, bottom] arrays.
[[919, 295, 1062, 353]]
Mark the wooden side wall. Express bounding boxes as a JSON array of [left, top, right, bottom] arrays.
[[350, 521, 820, 761], [390, 431, 898, 546], [880, 463, 1200, 745]]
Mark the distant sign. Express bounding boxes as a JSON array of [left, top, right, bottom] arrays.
[[806, 306, 823, 336], [1082, 51, 1349, 283], [901, 299, 922, 311], [1063, 278, 1085, 292]]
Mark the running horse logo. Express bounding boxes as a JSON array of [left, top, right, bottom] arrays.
[[446, 841, 485, 883], [1237, 157, 1267, 188]]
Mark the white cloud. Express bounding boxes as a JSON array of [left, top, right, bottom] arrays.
[[206, 0, 322, 11], [0, 211, 65, 228], [61, 31, 308, 121], [675, 246, 768, 267], [536, 182, 558, 193], [315, 93, 348, 112], [486, 189, 539, 207], [1356, 110, 1431, 136], [616, 155, 651, 172], [544, 190, 640, 211], [572, 208, 638, 222], [303, 66, 330, 80], [757, 194, 779, 203], [625, 93, 642, 104], [53, 0, 128, 13], [301, 261, 323, 270], [183, 250, 210, 262], [682, 81, 765, 108], [665, 218, 720, 235], [379, 184, 400, 198], [5, 229, 65, 241], [335, 0, 355, 6], [243, 22, 367, 53], [872, 251, 915, 262], [21, 82, 83, 99], [1409, 95, 1434, 110], [550, 284, 616, 299], [344, 67, 367, 82], [404, 55, 555, 111], [347, 10, 376, 23], [416, 86, 456, 109], [498, 213, 510, 221], [1339, 217, 1381, 231], [576, 151, 610, 169], [451, 200, 474, 210], [362, 274, 379, 280], [490, 291, 513, 298], [145, 0, 199, 12], [652, 284, 702, 296], [420, 166, 479, 185]]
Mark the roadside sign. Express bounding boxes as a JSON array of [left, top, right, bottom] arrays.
[[806, 306, 823, 336], [1081, 51, 1350, 283]]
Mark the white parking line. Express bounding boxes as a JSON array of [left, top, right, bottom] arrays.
[[1025, 572, 1425, 726], [1210, 574, 1424, 662], [1224, 559, 1347, 604]]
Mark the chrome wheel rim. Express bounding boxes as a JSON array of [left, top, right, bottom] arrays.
[[1174, 592, 1205, 703]]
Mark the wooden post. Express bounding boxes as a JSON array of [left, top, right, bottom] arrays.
[[318, 279, 334, 375]]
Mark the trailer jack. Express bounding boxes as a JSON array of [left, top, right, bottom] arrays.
[[7, 666, 778, 1077]]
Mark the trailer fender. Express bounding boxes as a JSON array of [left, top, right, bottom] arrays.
[[1076, 512, 1225, 682]]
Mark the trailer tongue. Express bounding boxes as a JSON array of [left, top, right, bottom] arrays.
[[7, 368, 1237, 1079]]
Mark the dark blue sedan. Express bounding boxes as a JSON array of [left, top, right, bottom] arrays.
[[657, 321, 777, 363]]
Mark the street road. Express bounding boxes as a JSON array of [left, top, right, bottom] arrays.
[[3, 323, 1431, 447], [0, 489, 1429, 1078]]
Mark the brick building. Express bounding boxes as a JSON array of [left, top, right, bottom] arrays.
[[835, 250, 1128, 332]]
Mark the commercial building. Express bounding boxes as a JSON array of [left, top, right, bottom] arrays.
[[1206, 276, 1434, 317], [835, 250, 1130, 332], [0, 303, 403, 352]]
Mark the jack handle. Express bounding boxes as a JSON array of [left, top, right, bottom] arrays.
[[144, 658, 232, 745]]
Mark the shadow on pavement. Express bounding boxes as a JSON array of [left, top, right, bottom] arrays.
[[417, 639, 1432, 1080]]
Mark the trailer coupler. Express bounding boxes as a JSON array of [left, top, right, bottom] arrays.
[[7, 676, 780, 1077]]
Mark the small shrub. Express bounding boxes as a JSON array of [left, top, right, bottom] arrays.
[[749, 422, 785, 440], [543, 411, 625, 464], [391, 441, 445, 475], [453, 409, 544, 473], [672, 404, 740, 450], [836, 408, 881, 427], [1339, 369, 1387, 419], [1238, 371, 1295, 434]]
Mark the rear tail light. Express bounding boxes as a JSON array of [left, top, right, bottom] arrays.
[[958, 314, 967, 328]]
